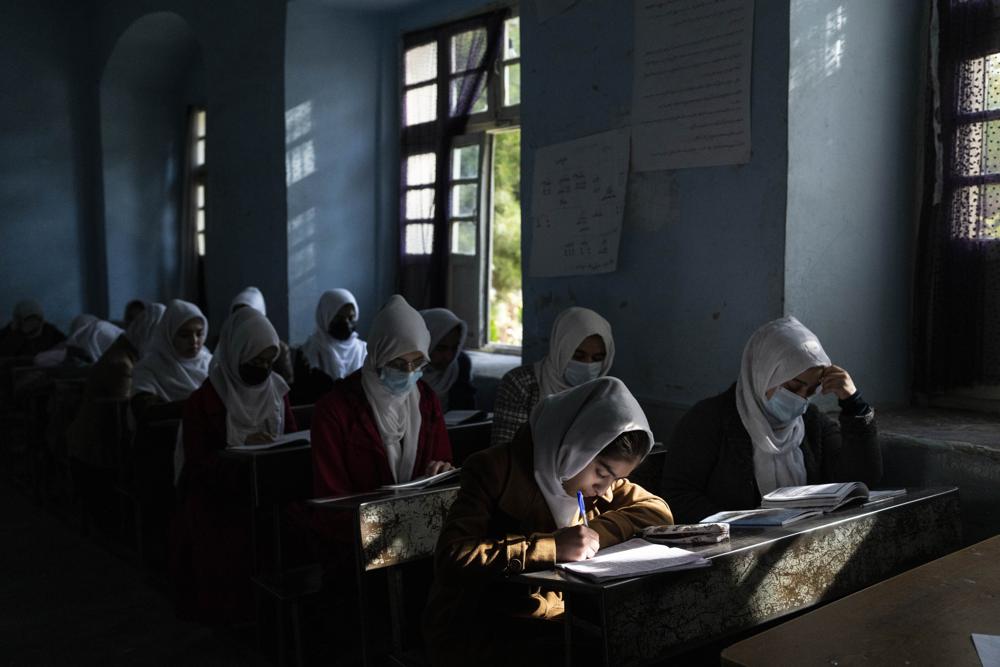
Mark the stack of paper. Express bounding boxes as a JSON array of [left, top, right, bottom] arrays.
[[556, 538, 710, 582], [761, 482, 870, 512]]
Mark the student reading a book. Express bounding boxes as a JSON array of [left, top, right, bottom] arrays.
[[311, 294, 452, 500], [660, 316, 881, 524], [228, 286, 294, 384], [291, 288, 367, 404], [491, 306, 615, 447], [424, 376, 672, 666], [172, 307, 297, 623], [130, 299, 212, 422], [420, 307, 476, 412]]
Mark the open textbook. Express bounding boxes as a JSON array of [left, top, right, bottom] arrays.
[[225, 430, 310, 452], [700, 508, 822, 527], [761, 482, 871, 511], [556, 538, 710, 582], [378, 467, 461, 491]]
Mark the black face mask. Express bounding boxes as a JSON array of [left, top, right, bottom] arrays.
[[239, 364, 271, 386], [329, 320, 354, 341]]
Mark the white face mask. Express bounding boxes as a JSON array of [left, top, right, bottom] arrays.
[[764, 386, 810, 424], [563, 359, 602, 387]]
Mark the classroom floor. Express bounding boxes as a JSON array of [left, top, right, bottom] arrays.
[[0, 481, 268, 666]]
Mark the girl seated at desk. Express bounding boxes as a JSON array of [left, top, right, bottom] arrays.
[[228, 286, 294, 384], [130, 299, 212, 422], [310, 294, 451, 500], [0, 299, 66, 358], [660, 316, 882, 524], [491, 306, 615, 447], [420, 307, 476, 412], [424, 376, 672, 666], [172, 307, 297, 623], [292, 288, 367, 404]]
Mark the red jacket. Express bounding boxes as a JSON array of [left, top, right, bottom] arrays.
[[311, 370, 452, 498]]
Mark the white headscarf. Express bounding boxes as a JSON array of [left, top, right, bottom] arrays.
[[419, 308, 467, 400], [125, 302, 166, 358], [360, 294, 431, 484], [131, 299, 212, 402], [230, 286, 267, 316], [301, 289, 367, 380], [735, 316, 832, 496], [70, 313, 98, 335], [12, 300, 44, 333], [66, 320, 124, 363], [209, 307, 290, 448], [534, 307, 615, 397], [530, 377, 654, 528]]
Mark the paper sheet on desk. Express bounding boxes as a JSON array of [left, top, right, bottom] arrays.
[[556, 538, 710, 582], [973, 634, 1000, 667]]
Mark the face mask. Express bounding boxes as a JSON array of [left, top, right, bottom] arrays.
[[239, 364, 271, 386], [563, 359, 602, 387], [329, 320, 354, 341], [379, 366, 422, 396], [764, 387, 810, 424]]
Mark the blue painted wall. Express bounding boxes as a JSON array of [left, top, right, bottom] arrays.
[[0, 0, 101, 333], [284, 2, 385, 344], [786, 0, 925, 406]]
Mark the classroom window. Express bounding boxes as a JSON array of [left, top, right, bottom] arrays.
[[400, 9, 522, 349], [191, 108, 207, 257]]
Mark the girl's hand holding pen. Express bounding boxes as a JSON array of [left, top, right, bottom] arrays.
[[554, 525, 600, 562]]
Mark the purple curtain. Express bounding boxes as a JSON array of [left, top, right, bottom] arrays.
[[915, 0, 1000, 392], [399, 9, 508, 310]]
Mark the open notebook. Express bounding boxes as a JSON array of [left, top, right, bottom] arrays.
[[225, 429, 311, 452], [555, 538, 711, 582], [761, 482, 870, 511]]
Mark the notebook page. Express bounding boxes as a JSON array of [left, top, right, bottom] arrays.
[[556, 538, 708, 581]]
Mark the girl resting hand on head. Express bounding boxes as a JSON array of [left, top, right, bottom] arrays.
[[491, 306, 614, 447], [660, 316, 882, 524], [423, 376, 672, 667]]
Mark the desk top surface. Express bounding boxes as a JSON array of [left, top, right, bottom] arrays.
[[309, 482, 461, 510], [518, 487, 958, 592], [721, 534, 1000, 666]]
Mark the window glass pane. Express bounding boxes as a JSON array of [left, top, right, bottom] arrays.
[[405, 84, 437, 126], [406, 187, 436, 220], [949, 183, 1000, 240], [451, 183, 478, 217], [197, 233, 206, 257], [196, 209, 206, 233], [504, 63, 521, 107], [195, 139, 205, 166], [504, 17, 520, 60], [452, 145, 480, 180], [958, 53, 1000, 115], [405, 223, 435, 255], [450, 75, 488, 116], [451, 28, 487, 73], [451, 221, 476, 255], [406, 153, 436, 186], [405, 42, 438, 85], [196, 184, 205, 209], [954, 121, 1000, 177], [196, 110, 206, 138]]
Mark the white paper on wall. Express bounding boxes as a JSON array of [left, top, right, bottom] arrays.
[[529, 129, 630, 277], [632, 0, 754, 171]]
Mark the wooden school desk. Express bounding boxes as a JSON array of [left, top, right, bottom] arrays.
[[516, 487, 962, 666], [721, 534, 1000, 666], [309, 482, 460, 666]]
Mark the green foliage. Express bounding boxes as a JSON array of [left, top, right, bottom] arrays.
[[489, 129, 523, 345]]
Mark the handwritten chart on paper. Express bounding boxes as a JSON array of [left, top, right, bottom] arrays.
[[529, 129, 630, 277], [632, 0, 754, 171]]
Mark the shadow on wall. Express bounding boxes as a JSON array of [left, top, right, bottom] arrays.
[[100, 11, 205, 318]]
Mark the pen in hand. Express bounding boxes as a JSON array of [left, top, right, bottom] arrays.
[[577, 490, 589, 527]]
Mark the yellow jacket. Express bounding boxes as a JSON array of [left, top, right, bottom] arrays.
[[423, 426, 673, 666]]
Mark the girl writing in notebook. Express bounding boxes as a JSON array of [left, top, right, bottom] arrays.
[[423, 376, 672, 666], [660, 316, 882, 524]]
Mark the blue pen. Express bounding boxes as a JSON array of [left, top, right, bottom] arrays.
[[577, 490, 589, 527]]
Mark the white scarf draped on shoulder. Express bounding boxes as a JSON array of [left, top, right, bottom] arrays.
[[131, 299, 212, 402], [360, 294, 430, 484], [530, 376, 654, 528], [735, 316, 832, 495], [301, 289, 367, 380], [419, 308, 467, 401], [534, 307, 615, 397], [209, 307, 291, 448]]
